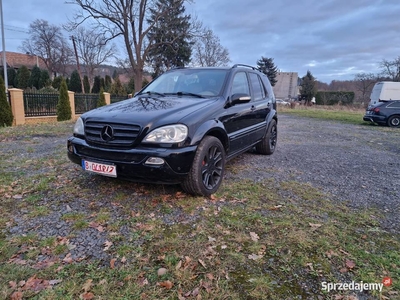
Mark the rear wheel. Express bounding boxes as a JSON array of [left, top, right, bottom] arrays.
[[182, 136, 225, 196], [388, 115, 400, 127], [255, 119, 277, 155]]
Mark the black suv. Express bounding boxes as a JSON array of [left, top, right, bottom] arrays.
[[67, 65, 278, 196]]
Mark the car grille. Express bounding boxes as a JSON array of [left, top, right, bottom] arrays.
[[75, 145, 146, 163], [85, 121, 141, 147]]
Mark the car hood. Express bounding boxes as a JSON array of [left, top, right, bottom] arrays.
[[81, 95, 218, 129]]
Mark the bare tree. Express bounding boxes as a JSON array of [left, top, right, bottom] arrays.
[[67, 0, 191, 91], [21, 19, 73, 77], [354, 73, 377, 103], [72, 27, 115, 90], [192, 28, 230, 67], [380, 57, 400, 81]]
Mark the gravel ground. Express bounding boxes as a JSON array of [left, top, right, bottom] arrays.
[[5, 114, 400, 263]]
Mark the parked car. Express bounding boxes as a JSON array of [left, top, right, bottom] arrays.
[[276, 99, 290, 106], [363, 100, 400, 127], [67, 64, 278, 196]]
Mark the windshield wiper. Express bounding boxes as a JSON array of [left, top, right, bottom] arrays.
[[139, 91, 165, 97], [172, 91, 204, 98]]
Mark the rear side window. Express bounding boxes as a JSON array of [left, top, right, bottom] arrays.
[[388, 101, 400, 108], [249, 73, 267, 101]]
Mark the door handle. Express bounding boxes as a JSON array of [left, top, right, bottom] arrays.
[[251, 105, 256, 111]]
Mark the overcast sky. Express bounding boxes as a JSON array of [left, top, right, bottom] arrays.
[[2, 0, 400, 83]]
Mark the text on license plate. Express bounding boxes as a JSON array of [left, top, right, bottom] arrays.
[[82, 160, 117, 177]]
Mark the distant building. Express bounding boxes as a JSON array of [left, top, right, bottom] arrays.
[[273, 72, 299, 100], [0, 51, 47, 71]]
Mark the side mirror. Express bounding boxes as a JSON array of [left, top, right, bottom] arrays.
[[230, 93, 251, 106]]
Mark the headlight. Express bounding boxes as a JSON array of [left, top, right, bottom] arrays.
[[143, 124, 188, 143], [73, 117, 84, 135]]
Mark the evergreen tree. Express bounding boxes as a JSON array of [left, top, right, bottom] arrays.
[[100, 77, 105, 91], [110, 76, 126, 96], [147, 0, 191, 76], [91, 76, 101, 93], [52, 76, 63, 90], [127, 76, 135, 94], [29, 66, 42, 89], [39, 69, 51, 88], [97, 87, 106, 107], [112, 69, 118, 80], [7, 68, 17, 88], [256, 57, 278, 86], [0, 76, 13, 127], [300, 70, 318, 104], [15, 66, 31, 89], [56, 78, 72, 121], [69, 70, 82, 93], [104, 75, 112, 92], [83, 75, 90, 93]]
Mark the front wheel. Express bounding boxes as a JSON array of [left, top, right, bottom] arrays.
[[388, 115, 400, 127], [255, 119, 277, 155], [182, 136, 226, 196]]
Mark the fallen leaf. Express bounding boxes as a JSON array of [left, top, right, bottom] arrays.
[[339, 267, 348, 273], [248, 254, 263, 260], [198, 259, 207, 268], [157, 268, 168, 276], [110, 258, 116, 269], [269, 205, 283, 210], [345, 259, 356, 269], [80, 292, 94, 300], [103, 241, 113, 251], [63, 253, 74, 264], [191, 287, 200, 297], [249, 232, 259, 242], [206, 273, 215, 281], [82, 279, 93, 293], [208, 236, 216, 242], [175, 260, 182, 271], [309, 223, 322, 230], [158, 280, 174, 289], [10, 291, 23, 300], [49, 279, 62, 286]]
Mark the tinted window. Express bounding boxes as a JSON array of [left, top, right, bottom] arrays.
[[388, 102, 400, 108], [231, 72, 250, 95], [249, 73, 266, 101]]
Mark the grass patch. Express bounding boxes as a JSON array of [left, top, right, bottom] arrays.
[[279, 105, 368, 125], [0, 121, 398, 299]]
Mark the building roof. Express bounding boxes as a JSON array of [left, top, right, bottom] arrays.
[[0, 51, 47, 70]]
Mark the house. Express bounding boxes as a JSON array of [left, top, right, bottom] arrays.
[[0, 51, 47, 71]]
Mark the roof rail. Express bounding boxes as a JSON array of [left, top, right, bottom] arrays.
[[232, 64, 257, 70]]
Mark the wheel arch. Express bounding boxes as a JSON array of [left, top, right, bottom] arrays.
[[190, 120, 229, 152]]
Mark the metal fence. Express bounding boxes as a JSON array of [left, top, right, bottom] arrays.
[[75, 94, 99, 114], [111, 94, 130, 104], [23, 92, 59, 117]]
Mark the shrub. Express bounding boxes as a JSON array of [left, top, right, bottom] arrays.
[[56, 78, 72, 121], [0, 76, 13, 127], [97, 88, 106, 107]]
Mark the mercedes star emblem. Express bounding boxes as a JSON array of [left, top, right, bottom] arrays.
[[100, 125, 114, 141]]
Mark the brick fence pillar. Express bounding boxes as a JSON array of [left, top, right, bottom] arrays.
[[103, 92, 111, 105], [68, 91, 75, 120], [9, 88, 25, 126]]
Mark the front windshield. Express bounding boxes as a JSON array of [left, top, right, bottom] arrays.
[[140, 69, 228, 97]]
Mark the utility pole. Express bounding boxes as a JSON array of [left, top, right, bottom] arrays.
[[71, 35, 85, 94], [0, 0, 8, 94]]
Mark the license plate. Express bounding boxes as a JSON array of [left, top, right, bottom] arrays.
[[82, 160, 117, 177]]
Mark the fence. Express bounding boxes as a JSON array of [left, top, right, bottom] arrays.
[[23, 92, 59, 117], [75, 94, 99, 114], [10, 89, 133, 126]]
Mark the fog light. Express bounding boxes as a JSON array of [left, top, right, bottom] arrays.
[[68, 144, 74, 152], [145, 157, 165, 165]]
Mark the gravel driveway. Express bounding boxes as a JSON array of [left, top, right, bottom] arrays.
[[235, 114, 400, 233], [5, 114, 400, 263]]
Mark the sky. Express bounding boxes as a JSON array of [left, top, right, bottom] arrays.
[[2, 0, 400, 83]]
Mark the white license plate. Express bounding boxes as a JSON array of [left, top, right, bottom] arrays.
[[82, 160, 117, 177]]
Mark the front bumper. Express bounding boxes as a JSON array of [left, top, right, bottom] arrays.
[[67, 137, 197, 184]]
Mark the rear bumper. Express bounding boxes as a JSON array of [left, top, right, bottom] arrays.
[[67, 137, 197, 184], [363, 114, 386, 125]]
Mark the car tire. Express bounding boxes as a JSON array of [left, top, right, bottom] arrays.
[[182, 136, 225, 196], [388, 115, 400, 127], [255, 119, 277, 155]]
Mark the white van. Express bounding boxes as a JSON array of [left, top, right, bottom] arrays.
[[368, 81, 400, 107]]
